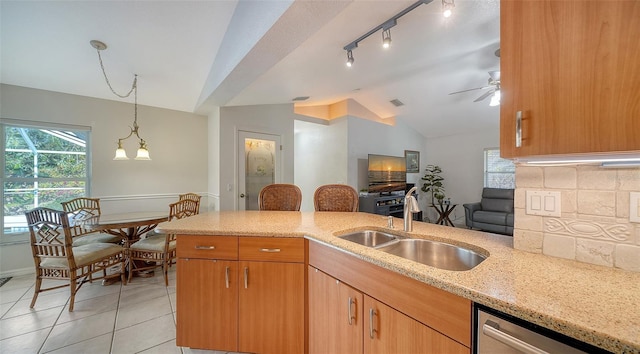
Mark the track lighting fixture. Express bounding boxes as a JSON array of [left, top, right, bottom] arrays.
[[343, 0, 433, 66], [382, 29, 392, 49], [442, 0, 455, 18]]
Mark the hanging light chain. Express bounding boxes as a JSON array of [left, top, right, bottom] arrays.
[[95, 47, 136, 99]]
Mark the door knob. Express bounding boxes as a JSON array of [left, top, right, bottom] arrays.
[[240, 193, 245, 198]]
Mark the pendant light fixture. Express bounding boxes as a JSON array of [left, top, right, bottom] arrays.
[[90, 40, 151, 161]]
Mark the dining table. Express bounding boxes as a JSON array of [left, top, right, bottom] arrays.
[[81, 211, 169, 284]]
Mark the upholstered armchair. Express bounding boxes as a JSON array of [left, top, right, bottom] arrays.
[[463, 188, 514, 236]]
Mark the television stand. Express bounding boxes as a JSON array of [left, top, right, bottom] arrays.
[[359, 195, 422, 221]]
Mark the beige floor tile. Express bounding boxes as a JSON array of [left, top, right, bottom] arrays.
[[111, 313, 176, 353], [118, 284, 168, 308], [0, 326, 50, 353], [0, 286, 32, 304], [4, 290, 70, 319], [0, 274, 34, 291], [138, 339, 183, 354], [43, 332, 112, 354], [115, 293, 172, 330], [57, 292, 120, 324], [0, 301, 15, 318], [73, 281, 123, 302], [40, 309, 117, 352], [0, 306, 62, 341]]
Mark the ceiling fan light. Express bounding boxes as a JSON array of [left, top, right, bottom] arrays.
[[489, 90, 501, 106]]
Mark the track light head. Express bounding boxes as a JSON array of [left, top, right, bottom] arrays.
[[382, 29, 392, 49], [442, 0, 454, 18], [346, 50, 354, 67]]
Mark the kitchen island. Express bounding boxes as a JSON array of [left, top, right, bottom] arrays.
[[158, 211, 640, 353]]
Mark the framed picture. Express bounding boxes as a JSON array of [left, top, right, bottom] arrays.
[[405, 150, 420, 173]]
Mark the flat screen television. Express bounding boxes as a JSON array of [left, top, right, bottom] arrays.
[[367, 154, 407, 194]]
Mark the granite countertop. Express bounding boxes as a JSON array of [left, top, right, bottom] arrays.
[[158, 211, 640, 353]]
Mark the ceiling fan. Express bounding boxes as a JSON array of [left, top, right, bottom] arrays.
[[449, 70, 501, 105]]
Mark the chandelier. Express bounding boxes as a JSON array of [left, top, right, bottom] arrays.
[[90, 40, 151, 160]]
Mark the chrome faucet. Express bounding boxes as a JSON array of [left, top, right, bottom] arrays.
[[403, 186, 421, 232]]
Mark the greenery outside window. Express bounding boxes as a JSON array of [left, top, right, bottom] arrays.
[[1, 119, 91, 244], [484, 148, 515, 189]]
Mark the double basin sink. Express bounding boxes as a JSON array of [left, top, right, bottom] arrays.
[[339, 230, 486, 271]]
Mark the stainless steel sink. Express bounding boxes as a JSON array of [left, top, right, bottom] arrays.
[[377, 239, 486, 271], [338, 230, 399, 248]]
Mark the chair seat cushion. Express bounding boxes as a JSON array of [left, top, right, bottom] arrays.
[[72, 233, 122, 247], [40, 243, 124, 269], [473, 210, 507, 225], [131, 236, 176, 252]]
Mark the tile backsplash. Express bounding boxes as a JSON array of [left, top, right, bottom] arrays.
[[513, 165, 640, 272]]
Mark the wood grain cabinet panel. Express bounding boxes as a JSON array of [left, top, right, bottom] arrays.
[[364, 296, 468, 354], [238, 261, 305, 354], [176, 258, 238, 351], [500, 0, 640, 158], [308, 267, 363, 354]]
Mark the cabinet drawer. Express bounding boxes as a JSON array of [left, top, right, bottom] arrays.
[[177, 235, 238, 260], [239, 237, 304, 263]]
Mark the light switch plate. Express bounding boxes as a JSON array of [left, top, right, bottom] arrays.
[[526, 190, 561, 217], [630, 192, 640, 223]]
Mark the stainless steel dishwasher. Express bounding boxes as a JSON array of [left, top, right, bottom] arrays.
[[474, 305, 609, 354]]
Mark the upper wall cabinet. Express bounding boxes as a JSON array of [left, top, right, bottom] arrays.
[[500, 0, 640, 159]]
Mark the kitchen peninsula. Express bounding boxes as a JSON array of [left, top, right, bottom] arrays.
[[158, 211, 640, 353]]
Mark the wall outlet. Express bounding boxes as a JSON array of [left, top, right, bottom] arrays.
[[630, 192, 640, 223], [526, 190, 561, 217]]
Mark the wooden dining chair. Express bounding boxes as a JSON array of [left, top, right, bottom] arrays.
[[61, 197, 122, 246], [25, 207, 126, 311], [128, 199, 199, 285], [258, 184, 302, 211], [179, 193, 201, 214], [313, 184, 359, 212]]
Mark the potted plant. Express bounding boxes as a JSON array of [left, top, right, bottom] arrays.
[[421, 164, 445, 205]]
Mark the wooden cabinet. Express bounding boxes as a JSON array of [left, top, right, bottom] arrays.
[[176, 235, 238, 350], [308, 267, 363, 354], [176, 235, 304, 354], [500, 0, 640, 158], [176, 258, 238, 350], [308, 240, 472, 353], [364, 296, 468, 354], [239, 261, 304, 354]]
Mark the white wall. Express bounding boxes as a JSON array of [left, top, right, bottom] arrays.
[[424, 128, 500, 223], [218, 104, 298, 210], [0, 84, 209, 276], [294, 119, 348, 211], [208, 107, 221, 211]]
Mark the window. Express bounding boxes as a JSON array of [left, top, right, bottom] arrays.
[[1, 119, 90, 242], [484, 148, 515, 189]]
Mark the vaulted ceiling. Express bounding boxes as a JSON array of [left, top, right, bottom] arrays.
[[1, 0, 500, 138]]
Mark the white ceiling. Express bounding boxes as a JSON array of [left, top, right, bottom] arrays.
[[0, 0, 500, 139]]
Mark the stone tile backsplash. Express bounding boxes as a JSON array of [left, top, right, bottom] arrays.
[[514, 165, 640, 272]]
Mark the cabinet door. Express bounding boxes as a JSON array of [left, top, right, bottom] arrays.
[[500, 0, 640, 157], [364, 295, 469, 354], [308, 267, 363, 354], [238, 261, 304, 354], [176, 258, 238, 351]]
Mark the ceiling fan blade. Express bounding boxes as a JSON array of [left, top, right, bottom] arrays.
[[474, 89, 495, 102], [448, 85, 491, 95]]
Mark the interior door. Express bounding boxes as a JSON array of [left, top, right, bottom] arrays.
[[237, 131, 281, 210]]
